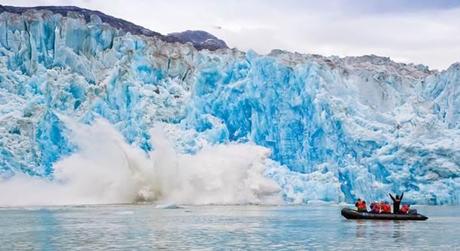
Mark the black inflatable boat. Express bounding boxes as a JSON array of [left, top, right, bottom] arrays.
[[341, 208, 428, 221]]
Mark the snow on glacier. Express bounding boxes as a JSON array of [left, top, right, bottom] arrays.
[[0, 9, 459, 205]]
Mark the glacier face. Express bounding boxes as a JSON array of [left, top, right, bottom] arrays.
[[0, 8, 459, 205]]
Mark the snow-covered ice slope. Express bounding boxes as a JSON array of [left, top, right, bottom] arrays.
[[0, 8, 459, 205]]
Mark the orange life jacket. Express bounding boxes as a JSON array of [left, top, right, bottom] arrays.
[[356, 201, 366, 210], [400, 205, 409, 214], [371, 203, 380, 212], [382, 204, 391, 213]]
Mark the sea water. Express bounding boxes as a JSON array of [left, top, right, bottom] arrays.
[[0, 205, 458, 250]]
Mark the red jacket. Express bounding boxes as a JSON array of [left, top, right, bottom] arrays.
[[371, 203, 381, 213], [382, 204, 391, 213], [355, 200, 367, 210], [400, 205, 410, 214]]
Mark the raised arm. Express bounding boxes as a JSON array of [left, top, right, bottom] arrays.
[[389, 193, 395, 202], [400, 192, 404, 200]]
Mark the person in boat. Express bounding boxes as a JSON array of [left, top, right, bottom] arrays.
[[355, 198, 367, 212], [369, 201, 376, 212], [400, 204, 410, 214], [381, 201, 391, 214], [389, 192, 404, 213], [370, 201, 380, 213]]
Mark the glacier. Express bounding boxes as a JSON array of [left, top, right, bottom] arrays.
[[0, 6, 459, 205]]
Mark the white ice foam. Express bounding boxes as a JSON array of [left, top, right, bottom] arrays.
[[0, 118, 282, 206]]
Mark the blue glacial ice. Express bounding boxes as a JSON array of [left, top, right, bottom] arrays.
[[0, 9, 459, 205]]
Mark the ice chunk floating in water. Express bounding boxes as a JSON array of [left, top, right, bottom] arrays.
[[0, 7, 459, 205]]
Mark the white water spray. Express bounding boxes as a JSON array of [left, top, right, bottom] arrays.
[[0, 118, 281, 206]]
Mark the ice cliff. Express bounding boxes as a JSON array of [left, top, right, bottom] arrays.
[[0, 6, 459, 205]]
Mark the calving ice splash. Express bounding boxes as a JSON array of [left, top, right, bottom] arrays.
[[0, 6, 459, 206], [0, 117, 282, 206]]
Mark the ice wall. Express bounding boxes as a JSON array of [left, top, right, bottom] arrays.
[[0, 9, 459, 205]]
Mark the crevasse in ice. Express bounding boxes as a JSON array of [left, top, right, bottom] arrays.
[[0, 10, 459, 204]]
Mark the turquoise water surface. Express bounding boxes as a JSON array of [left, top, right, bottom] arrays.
[[0, 205, 458, 250]]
